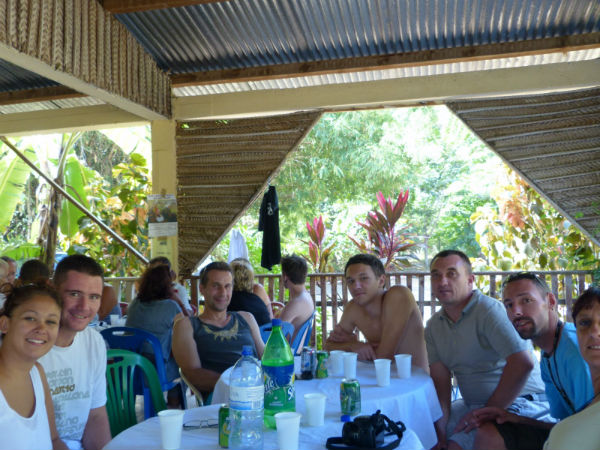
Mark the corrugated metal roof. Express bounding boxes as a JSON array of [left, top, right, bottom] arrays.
[[0, 97, 104, 115], [447, 86, 600, 246], [173, 48, 600, 97], [117, 0, 600, 74], [0, 59, 58, 93]]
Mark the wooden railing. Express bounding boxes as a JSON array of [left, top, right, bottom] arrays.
[[107, 270, 594, 348]]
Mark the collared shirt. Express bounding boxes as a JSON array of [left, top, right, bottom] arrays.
[[425, 289, 545, 405], [541, 321, 594, 419]]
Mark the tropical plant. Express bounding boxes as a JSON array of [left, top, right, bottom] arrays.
[[471, 169, 598, 271], [348, 191, 416, 270], [304, 216, 336, 273]]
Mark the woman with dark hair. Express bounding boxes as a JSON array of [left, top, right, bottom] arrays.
[[227, 259, 272, 326], [543, 286, 600, 449], [126, 265, 182, 406], [0, 282, 67, 449]]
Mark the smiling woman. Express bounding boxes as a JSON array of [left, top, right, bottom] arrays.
[[543, 287, 600, 450], [0, 282, 66, 450]]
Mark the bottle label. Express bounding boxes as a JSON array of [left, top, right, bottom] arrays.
[[230, 385, 264, 411], [263, 364, 295, 410]]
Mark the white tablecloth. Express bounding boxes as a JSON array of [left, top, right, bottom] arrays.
[[212, 360, 441, 449], [103, 403, 425, 450]]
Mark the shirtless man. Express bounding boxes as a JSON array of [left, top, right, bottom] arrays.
[[278, 254, 314, 342], [324, 253, 428, 371]]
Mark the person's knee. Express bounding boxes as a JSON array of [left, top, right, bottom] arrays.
[[473, 422, 505, 450]]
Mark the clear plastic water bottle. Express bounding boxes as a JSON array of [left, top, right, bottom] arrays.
[[262, 318, 295, 429], [229, 345, 264, 450]]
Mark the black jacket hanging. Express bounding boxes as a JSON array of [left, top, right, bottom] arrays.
[[258, 185, 281, 270]]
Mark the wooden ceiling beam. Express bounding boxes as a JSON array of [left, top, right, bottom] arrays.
[[0, 0, 170, 120], [0, 104, 147, 137], [0, 86, 85, 106], [100, 0, 229, 14], [171, 33, 600, 87], [173, 59, 600, 120]]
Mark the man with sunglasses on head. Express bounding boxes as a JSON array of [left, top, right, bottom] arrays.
[[472, 272, 594, 450]]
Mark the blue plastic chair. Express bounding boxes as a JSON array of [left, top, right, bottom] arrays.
[[100, 326, 184, 418], [259, 321, 294, 343], [291, 312, 315, 355]]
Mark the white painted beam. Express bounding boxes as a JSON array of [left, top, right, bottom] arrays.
[[0, 105, 147, 137], [173, 59, 600, 120]]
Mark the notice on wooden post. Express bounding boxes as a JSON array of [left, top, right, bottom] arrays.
[[148, 194, 177, 237]]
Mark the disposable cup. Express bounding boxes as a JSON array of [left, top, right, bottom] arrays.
[[395, 354, 412, 379], [109, 314, 119, 325], [275, 411, 302, 450], [328, 350, 344, 376], [343, 352, 358, 379], [158, 409, 184, 450], [374, 358, 391, 386], [304, 393, 326, 426]]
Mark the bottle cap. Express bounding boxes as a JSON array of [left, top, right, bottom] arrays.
[[241, 345, 253, 356], [340, 414, 352, 422], [272, 318, 282, 327]]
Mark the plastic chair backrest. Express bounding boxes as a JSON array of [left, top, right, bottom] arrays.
[[100, 326, 169, 383], [105, 349, 166, 436], [259, 321, 294, 343], [100, 326, 180, 417], [291, 312, 315, 355], [179, 368, 203, 407]]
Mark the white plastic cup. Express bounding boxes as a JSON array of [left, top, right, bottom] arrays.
[[304, 393, 326, 426], [343, 352, 358, 379], [395, 354, 412, 379], [374, 359, 391, 387], [328, 350, 344, 376], [275, 411, 302, 450], [158, 409, 184, 450], [109, 314, 119, 325]]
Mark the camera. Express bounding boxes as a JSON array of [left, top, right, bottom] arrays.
[[341, 412, 386, 448]]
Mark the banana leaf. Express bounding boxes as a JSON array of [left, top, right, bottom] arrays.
[[59, 156, 91, 238], [0, 147, 37, 230]]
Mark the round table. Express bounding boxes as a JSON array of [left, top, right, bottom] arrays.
[[212, 360, 442, 449], [103, 403, 425, 450]]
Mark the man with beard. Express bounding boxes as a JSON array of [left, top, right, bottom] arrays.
[[472, 272, 594, 450], [172, 261, 264, 395]]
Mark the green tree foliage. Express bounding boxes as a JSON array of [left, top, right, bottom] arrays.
[[212, 106, 499, 271], [0, 131, 151, 276], [471, 169, 598, 271]]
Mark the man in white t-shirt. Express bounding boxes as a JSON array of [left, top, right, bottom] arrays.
[[39, 254, 111, 450]]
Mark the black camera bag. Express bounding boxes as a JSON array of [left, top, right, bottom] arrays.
[[326, 410, 406, 450]]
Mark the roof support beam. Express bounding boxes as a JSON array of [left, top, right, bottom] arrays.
[[0, 104, 147, 136], [0, 86, 84, 105], [100, 1, 227, 13], [172, 33, 600, 87], [173, 59, 600, 120], [0, 0, 170, 120]]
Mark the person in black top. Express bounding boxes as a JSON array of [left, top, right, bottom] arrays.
[[228, 259, 272, 326]]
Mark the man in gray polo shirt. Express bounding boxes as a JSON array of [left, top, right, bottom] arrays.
[[426, 250, 548, 450]]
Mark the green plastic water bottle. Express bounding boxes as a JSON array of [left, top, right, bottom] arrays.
[[262, 318, 295, 429]]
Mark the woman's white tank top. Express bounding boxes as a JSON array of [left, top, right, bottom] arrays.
[[0, 364, 53, 450]]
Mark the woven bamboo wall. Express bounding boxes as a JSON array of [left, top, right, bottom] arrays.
[[0, 0, 170, 117], [175, 111, 322, 275], [448, 87, 600, 246]]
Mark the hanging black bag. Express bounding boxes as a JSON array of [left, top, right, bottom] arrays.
[[326, 410, 406, 450]]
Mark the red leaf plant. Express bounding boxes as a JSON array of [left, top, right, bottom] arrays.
[[304, 215, 336, 273], [348, 190, 415, 270]]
